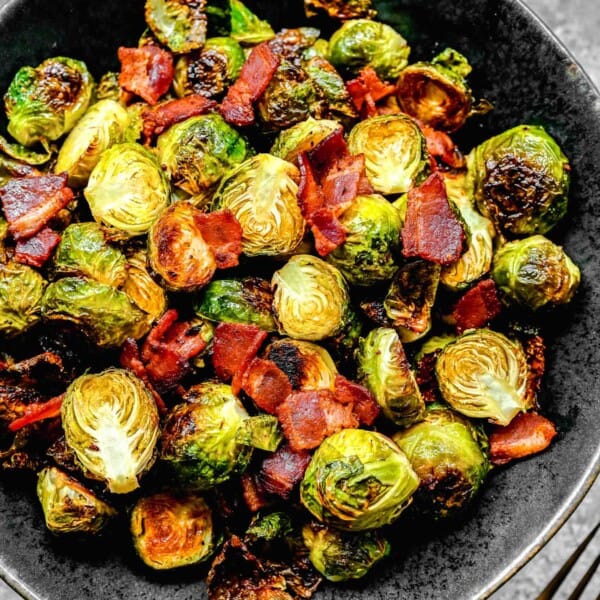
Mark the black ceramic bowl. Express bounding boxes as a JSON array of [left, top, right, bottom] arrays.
[[0, 1, 599, 599]]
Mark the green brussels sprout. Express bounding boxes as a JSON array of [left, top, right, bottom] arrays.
[[467, 124, 570, 236], [272, 255, 350, 342], [356, 327, 425, 428], [303, 38, 330, 61], [0, 261, 46, 338], [304, 0, 377, 20], [145, 0, 207, 53], [131, 491, 215, 569], [302, 522, 390, 582], [95, 71, 120, 101], [327, 19, 410, 79], [392, 403, 491, 519], [124, 103, 146, 143], [0, 133, 53, 166], [160, 382, 252, 490], [270, 118, 341, 164], [326, 194, 402, 286], [84, 142, 170, 238], [236, 414, 283, 452], [40, 277, 148, 347], [156, 113, 251, 206], [300, 428, 419, 531], [435, 329, 530, 426], [229, 0, 275, 45], [413, 333, 456, 362], [213, 154, 305, 257], [347, 114, 429, 195], [491, 235, 580, 310], [61, 368, 160, 494], [36, 466, 117, 535], [52, 222, 127, 288], [4, 56, 94, 147], [245, 511, 293, 542]]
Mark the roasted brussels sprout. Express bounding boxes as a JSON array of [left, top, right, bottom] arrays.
[[347, 114, 429, 195], [272, 255, 350, 342], [300, 428, 419, 531], [229, 0, 275, 45], [95, 71, 120, 101], [4, 56, 94, 147], [84, 142, 170, 238], [467, 124, 570, 236], [491, 235, 580, 310], [36, 466, 117, 535], [392, 403, 491, 519], [304, 0, 376, 20], [54, 99, 130, 188], [212, 154, 305, 257], [327, 19, 410, 79], [236, 414, 283, 452], [435, 329, 529, 426], [61, 368, 160, 494], [145, 0, 207, 53], [0, 133, 53, 166], [131, 491, 215, 569], [270, 118, 341, 164]]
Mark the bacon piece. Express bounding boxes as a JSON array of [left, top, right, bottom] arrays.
[[452, 278, 502, 334], [0, 173, 73, 240], [420, 124, 466, 170], [118, 45, 174, 105], [258, 444, 312, 499], [415, 351, 443, 404], [194, 209, 243, 269], [297, 152, 326, 219], [220, 42, 280, 127], [14, 227, 61, 268], [310, 208, 347, 256], [401, 172, 465, 265], [524, 335, 545, 408], [240, 472, 270, 513], [489, 411, 557, 466], [321, 153, 373, 212], [241, 357, 292, 415], [8, 394, 64, 432], [307, 127, 349, 175], [333, 374, 380, 425], [346, 66, 396, 118]]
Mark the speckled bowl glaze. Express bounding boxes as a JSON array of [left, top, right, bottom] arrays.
[[0, 0, 599, 599]]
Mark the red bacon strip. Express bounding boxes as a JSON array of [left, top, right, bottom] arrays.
[[8, 394, 64, 432], [14, 227, 61, 268], [194, 209, 243, 269], [420, 124, 466, 170], [241, 357, 293, 415], [118, 46, 174, 105], [452, 278, 502, 334], [240, 472, 270, 513], [258, 444, 312, 500], [309, 208, 347, 257], [346, 66, 396, 119], [333, 374, 380, 425]]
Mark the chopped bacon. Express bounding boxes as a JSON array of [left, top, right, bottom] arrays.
[[220, 42, 280, 127], [415, 351, 443, 404], [309, 208, 347, 256], [333, 374, 380, 425], [420, 124, 466, 170], [14, 227, 61, 267], [194, 209, 243, 269], [452, 278, 502, 334], [241, 357, 293, 415], [346, 66, 396, 118], [307, 127, 348, 175], [321, 153, 373, 211], [0, 173, 73, 240], [258, 444, 312, 499], [524, 335, 545, 408], [241, 472, 270, 513], [8, 394, 64, 432], [118, 45, 174, 105], [401, 172, 465, 265], [297, 152, 326, 219], [490, 411, 557, 466]]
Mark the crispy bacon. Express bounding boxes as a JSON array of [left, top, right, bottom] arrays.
[[524, 335, 546, 408], [309, 208, 347, 256], [14, 227, 61, 267], [490, 411, 557, 466], [346, 66, 396, 118], [240, 472, 270, 513], [452, 278, 502, 334], [194, 209, 243, 269], [307, 126, 348, 176], [333, 374, 380, 425], [420, 124, 466, 170], [321, 153, 373, 211], [415, 351, 443, 404], [401, 172, 465, 265], [8, 394, 64, 432], [258, 444, 312, 499], [241, 357, 293, 415], [297, 152, 326, 219]]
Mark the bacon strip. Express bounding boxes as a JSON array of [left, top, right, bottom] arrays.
[[346, 66, 396, 119], [333, 374, 380, 425], [452, 278, 502, 334], [241, 357, 293, 415], [258, 444, 312, 500], [8, 394, 64, 432], [240, 472, 270, 513], [420, 124, 466, 170], [194, 209, 243, 269], [14, 227, 61, 267], [118, 46, 174, 105]]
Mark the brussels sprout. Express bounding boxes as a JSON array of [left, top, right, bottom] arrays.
[[392, 403, 491, 519], [4, 56, 94, 147], [270, 118, 341, 164], [272, 255, 350, 342], [303, 38, 330, 61], [54, 99, 130, 188], [156, 113, 251, 206], [160, 382, 252, 490], [300, 428, 419, 531], [61, 368, 160, 494], [0, 261, 46, 338], [36, 466, 117, 535], [84, 142, 170, 238], [96, 71, 120, 101], [0, 133, 53, 166], [467, 124, 570, 236], [491, 235, 580, 310], [327, 19, 410, 79], [356, 327, 425, 428], [124, 103, 146, 143], [326, 194, 402, 286], [229, 0, 275, 45], [131, 491, 215, 569], [304, 0, 377, 20], [213, 154, 305, 257], [236, 414, 283, 452], [145, 0, 207, 53], [40, 277, 148, 347], [435, 329, 529, 426], [302, 522, 390, 582], [245, 511, 293, 542], [347, 114, 429, 195], [52, 222, 127, 287]]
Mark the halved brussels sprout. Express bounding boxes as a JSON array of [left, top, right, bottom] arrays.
[[145, 0, 207, 53], [356, 327, 425, 428], [236, 414, 283, 452], [4, 56, 94, 147], [435, 329, 529, 425], [270, 118, 341, 164], [300, 428, 419, 531], [491, 235, 580, 310], [61, 368, 160, 494], [36, 466, 117, 535], [54, 99, 130, 188], [84, 142, 170, 238], [272, 255, 350, 342], [131, 491, 215, 569], [229, 0, 275, 45], [347, 114, 429, 195], [0, 133, 53, 166], [212, 154, 305, 257]]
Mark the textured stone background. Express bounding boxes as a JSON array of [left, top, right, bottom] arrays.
[[0, 0, 598, 599]]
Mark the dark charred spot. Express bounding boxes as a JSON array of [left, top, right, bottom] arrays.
[[359, 299, 392, 327], [268, 28, 319, 67], [265, 342, 304, 390], [241, 277, 274, 317], [39, 61, 83, 109], [413, 467, 474, 519], [186, 50, 229, 98]]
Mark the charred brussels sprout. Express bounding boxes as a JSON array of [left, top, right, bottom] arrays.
[[491, 235, 580, 310], [36, 467, 117, 535], [436, 329, 529, 426], [4, 56, 94, 147], [61, 369, 160, 494], [300, 429, 419, 531], [467, 124, 570, 236], [236, 414, 283, 452], [96, 71, 120, 101], [304, 0, 377, 20], [327, 19, 410, 79], [347, 114, 429, 195], [270, 118, 341, 164], [272, 255, 350, 342], [229, 0, 275, 45], [392, 403, 491, 519], [131, 491, 215, 569], [145, 0, 207, 53]]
